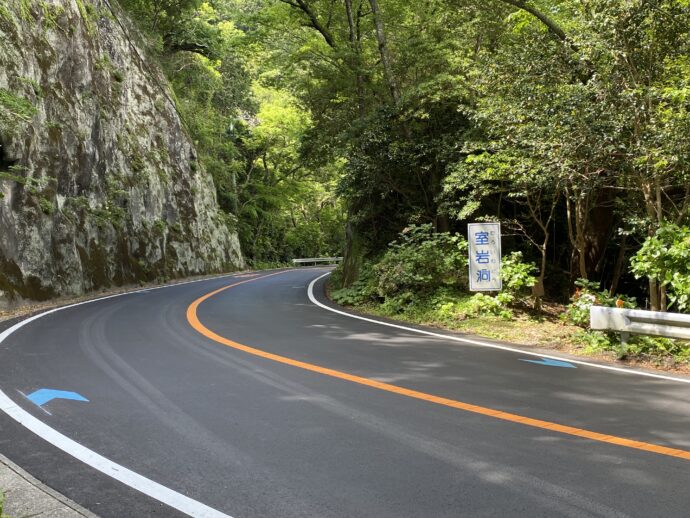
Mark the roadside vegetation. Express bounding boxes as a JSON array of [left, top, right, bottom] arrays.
[[330, 225, 690, 370], [112, 0, 690, 367]]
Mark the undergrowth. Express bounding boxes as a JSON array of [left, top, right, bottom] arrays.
[[330, 226, 690, 367]]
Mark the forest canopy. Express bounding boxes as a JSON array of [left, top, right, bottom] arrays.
[[119, 0, 690, 311]]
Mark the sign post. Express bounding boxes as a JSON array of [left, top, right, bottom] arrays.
[[468, 222, 502, 292]]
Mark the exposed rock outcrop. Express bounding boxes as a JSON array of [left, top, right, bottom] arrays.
[[0, 0, 243, 307]]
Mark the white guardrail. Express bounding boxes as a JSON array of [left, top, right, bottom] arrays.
[[590, 306, 690, 345], [292, 257, 343, 266]]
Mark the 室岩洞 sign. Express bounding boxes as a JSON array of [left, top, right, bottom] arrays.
[[468, 222, 502, 292]]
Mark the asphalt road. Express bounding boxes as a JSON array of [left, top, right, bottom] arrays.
[[1, 268, 689, 517]]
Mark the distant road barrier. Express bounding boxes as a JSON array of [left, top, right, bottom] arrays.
[[590, 306, 690, 354], [292, 257, 343, 266]]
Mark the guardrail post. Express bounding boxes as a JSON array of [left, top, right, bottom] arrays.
[[618, 331, 630, 359]]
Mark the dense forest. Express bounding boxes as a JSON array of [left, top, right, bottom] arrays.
[[112, 0, 690, 316]]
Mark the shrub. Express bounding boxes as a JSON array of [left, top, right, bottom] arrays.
[[468, 293, 513, 319], [380, 291, 415, 314], [563, 279, 636, 327], [374, 224, 468, 299], [631, 223, 690, 312], [574, 329, 690, 363], [455, 252, 537, 319], [626, 336, 690, 362], [499, 251, 537, 306], [573, 330, 617, 354], [330, 262, 378, 306]]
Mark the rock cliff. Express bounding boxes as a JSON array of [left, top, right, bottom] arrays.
[[0, 0, 244, 307]]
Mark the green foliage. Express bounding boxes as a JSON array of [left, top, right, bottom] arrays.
[[625, 336, 690, 363], [38, 1, 66, 30], [631, 224, 690, 312], [95, 56, 125, 83], [114, 0, 347, 265], [92, 205, 126, 230], [374, 224, 468, 299], [0, 4, 12, 23], [38, 197, 54, 215], [0, 489, 8, 518], [75, 0, 95, 34], [112, 69, 125, 83], [448, 252, 538, 319], [65, 195, 90, 213], [116, 0, 690, 334], [378, 291, 415, 315], [563, 279, 636, 327], [499, 251, 537, 305], [333, 224, 540, 323], [19, 0, 32, 21], [0, 88, 37, 134], [251, 260, 291, 270], [574, 330, 618, 354], [153, 219, 167, 234], [18, 76, 42, 97], [331, 263, 378, 306], [340, 96, 473, 252], [467, 293, 513, 320], [118, 0, 203, 47], [432, 295, 468, 322], [0, 165, 28, 184], [575, 330, 690, 364]]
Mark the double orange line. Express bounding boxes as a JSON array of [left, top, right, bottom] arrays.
[[186, 272, 690, 462]]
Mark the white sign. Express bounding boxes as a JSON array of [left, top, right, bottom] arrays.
[[468, 222, 502, 292]]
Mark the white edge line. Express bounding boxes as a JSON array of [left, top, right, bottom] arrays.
[[307, 272, 690, 385], [0, 274, 240, 518]]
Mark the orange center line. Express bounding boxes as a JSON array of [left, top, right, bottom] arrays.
[[186, 272, 690, 462]]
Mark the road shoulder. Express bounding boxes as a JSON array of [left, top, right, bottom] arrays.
[[1, 454, 97, 518]]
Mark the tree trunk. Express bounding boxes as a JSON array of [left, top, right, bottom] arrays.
[[609, 235, 627, 295], [648, 279, 660, 311], [575, 196, 588, 279], [640, 176, 663, 310], [368, 0, 400, 105], [565, 188, 588, 281], [531, 261, 546, 310], [342, 218, 364, 287], [532, 237, 548, 310], [345, 0, 366, 119]]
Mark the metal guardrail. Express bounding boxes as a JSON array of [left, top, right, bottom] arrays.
[[590, 306, 690, 345], [292, 257, 343, 266]]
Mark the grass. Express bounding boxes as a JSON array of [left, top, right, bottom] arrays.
[[0, 489, 9, 518], [0, 88, 37, 133], [330, 284, 690, 373], [74, 0, 95, 35], [19, 0, 32, 21], [352, 297, 580, 349], [0, 4, 12, 23]]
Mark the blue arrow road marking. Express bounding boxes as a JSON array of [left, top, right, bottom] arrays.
[[520, 358, 576, 368], [26, 389, 89, 407]]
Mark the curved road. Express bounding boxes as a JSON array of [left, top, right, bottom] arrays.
[[1, 269, 689, 517]]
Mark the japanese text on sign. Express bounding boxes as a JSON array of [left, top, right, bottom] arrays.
[[468, 222, 502, 292]]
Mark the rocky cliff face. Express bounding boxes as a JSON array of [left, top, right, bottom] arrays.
[[0, 0, 244, 307]]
